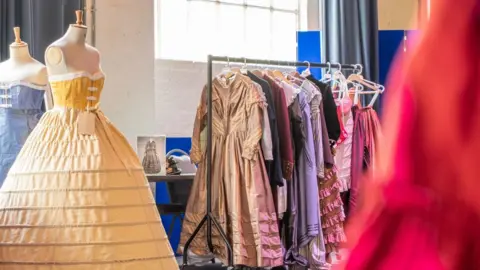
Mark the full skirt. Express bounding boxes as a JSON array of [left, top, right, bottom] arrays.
[[0, 108, 178, 270], [178, 133, 283, 267]]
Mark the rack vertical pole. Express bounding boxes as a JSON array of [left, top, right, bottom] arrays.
[[182, 55, 233, 268], [206, 54, 213, 251]]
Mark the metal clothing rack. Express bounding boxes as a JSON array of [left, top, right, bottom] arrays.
[[182, 55, 357, 269]]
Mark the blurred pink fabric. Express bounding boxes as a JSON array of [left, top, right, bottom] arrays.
[[339, 0, 480, 269]]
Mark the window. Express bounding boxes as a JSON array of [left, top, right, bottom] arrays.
[[155, 0, 303, 62]]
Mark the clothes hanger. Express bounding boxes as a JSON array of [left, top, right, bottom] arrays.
[[330, 63, 345, 99], [251, 59, 264, 77], [230, 58, 247, 74], [367, 84, 385, 107], [272, 60, 289, 83], [335, 64, 350, 101], [218, 57, 235, 79], [321, 62, 333, 83], [300, 61, 311, 78], [347, 64, 385, 107], [289, 60, 301, 77], [347, 64, 382, 92], [240, 57, 248, 74], [286, 61, 302, 83], [263, 60, 275, 77]]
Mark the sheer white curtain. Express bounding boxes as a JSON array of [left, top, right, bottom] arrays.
[[156, 0, 301, 62]]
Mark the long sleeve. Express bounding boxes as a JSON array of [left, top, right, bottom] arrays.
[[253, 82, 273, 160], [349, 108, 366, 213], [242, 86, 264, 160], [190, 86, 208, 164], [262, 108, 273, 160]]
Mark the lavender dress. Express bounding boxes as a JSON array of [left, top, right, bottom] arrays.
[[285, 91, 321, 267]]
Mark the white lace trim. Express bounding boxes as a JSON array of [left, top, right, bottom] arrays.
[[281, 81, 300, 107], [251, 82, 268, 108], [0, 81, 48, 91], [301, 80, 321, 104], [49, 71, 105, 82]]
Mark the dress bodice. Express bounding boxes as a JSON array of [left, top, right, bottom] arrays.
[[0, 82, 46, 110], [146, 141, 157, 151], [49, 72, 105, 110]]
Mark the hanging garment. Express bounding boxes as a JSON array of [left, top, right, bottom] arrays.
[[335, 107, 354, 193], [318, 103, 346, 254], [306, 75, 341, 142], [142, 140, 162, 174], [349, 106, 381, 215], [247, 71, 283, 187], [264, 75, 294, 181], [0, 82, 45, 187], [252, 82, 273, 161], [179, 75, 283, 268], [283, 90, 322, 267], [0, 72, 178, 269], [297, 80, 328, 268], [293, 89, 321, 248], [284, 95, 307, 266], [300, 79, 325, 178]]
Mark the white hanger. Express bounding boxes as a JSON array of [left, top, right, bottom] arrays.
[[330, 63, 349, 101], [321, 62, 332, 83], [240, 57, 248, 74], [347, 64, 385, 107], [219, 56, 233, 77], [300, 61, 311, 77], [367, 84, 385, 107]]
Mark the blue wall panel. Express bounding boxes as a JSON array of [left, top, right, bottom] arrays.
[[378, 30, 404, 85], [378, 30, 405, 115], [156, 137, 192, 253], [297, 31, 322, 78]]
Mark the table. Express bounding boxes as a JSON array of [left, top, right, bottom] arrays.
[[147, 174, 195, 238]]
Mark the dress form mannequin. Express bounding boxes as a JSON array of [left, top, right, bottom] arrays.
[[45, 11, 101, 75], [0, 27, 53, 109]]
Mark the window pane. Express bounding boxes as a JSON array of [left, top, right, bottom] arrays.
[[272, 0, 298, 11], [158, 0, 189, 60], [271, 11, 297, 61], [217, 5, 245, 57], [246, 0, 270, 7], [245, 7, 271, 59], [156, 0, 300, 61], [187, 2, 218, 61]]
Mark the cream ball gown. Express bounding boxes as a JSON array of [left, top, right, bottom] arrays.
[[0, 72, 178, 270]]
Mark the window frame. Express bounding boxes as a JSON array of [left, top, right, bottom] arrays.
[[155, 0, 302, 61]]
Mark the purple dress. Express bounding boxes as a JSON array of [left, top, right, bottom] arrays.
[[285, 91, 321, 267]]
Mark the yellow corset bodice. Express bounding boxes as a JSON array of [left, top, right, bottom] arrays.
[[49, 72, 105, 110]]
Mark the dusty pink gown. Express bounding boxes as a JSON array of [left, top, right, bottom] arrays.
[[178, 74, 283, 268]]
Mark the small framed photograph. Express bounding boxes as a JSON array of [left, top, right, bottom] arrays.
[[136, 135, 166, 196], [137, 135, 167, 176]]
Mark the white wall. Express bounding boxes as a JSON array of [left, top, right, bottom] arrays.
[[94, 0, 156, 146], [154, 59, 224, 137]]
